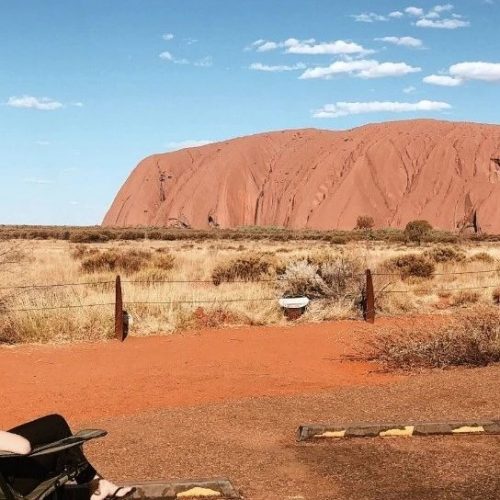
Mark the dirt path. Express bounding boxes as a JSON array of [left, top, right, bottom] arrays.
[[0, 319, 399, 428]]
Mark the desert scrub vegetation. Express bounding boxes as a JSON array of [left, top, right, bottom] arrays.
[[211, 252, 284, 285], [382, 254, 435, 279], [6, 223, 500, 244], [423, 246, 466, 264], [278, 253, 365, 301], [365, 305, 500, 370], [1, 238, 500, 344], [71, 245, 175, 276]]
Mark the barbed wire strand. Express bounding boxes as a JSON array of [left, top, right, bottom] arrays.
[[0, 281, 114, 291], [8, 303, 115, 313]]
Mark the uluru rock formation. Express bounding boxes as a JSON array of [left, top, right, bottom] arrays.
[[103, 119, 500, 232]]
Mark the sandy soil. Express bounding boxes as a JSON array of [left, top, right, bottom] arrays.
[[0, 319, 396, 428], [1, 319, 499, 499]]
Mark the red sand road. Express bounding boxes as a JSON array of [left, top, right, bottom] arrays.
[[0, 320, 397, 429]]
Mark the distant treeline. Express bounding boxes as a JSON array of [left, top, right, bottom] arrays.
[[1, 224, 500, 244]]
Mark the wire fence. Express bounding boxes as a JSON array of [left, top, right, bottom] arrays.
[[0, 267, 499, 323]]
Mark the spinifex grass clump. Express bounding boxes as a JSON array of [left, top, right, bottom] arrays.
[[383, 254, 435, 279], [211, 252, 283, 285], [424, 246, 466, 264], [72, 246, 175, 276], [366, 305, 500, 369]]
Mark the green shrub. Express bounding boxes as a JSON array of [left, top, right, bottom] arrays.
[[355, 215, 375, 230], [404, 220, 433, 244]]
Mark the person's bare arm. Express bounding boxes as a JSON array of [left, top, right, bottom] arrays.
[[0, 430, 31, 454]]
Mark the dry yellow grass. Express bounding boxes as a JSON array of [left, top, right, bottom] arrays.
[[0, 238, 499, 343]]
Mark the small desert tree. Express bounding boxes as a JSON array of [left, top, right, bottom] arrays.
[[355, 215, 375, 230], [404, 220, 432, 245]]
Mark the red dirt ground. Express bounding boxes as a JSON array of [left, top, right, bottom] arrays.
[[0, 319, 399, 429]]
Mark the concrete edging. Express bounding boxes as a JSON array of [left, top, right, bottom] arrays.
[[64, 478, 241, 499], [296, 419, 500, 441]]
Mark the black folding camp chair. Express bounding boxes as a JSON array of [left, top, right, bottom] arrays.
[[0, 429, 106, 500]]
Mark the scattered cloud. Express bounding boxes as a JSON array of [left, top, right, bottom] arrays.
[[23, 177, 54, 184], [249, 38, 372, 56], [416, 17, 469, 28], [389, 11, 404, 18], [166, 140, 213, 150], [403, 85, 417, 93], [162, 33, 174, 41], [160, 51, 210, 67], [423, 74, 462, 86], [423, 62, 500, 86], [194, 56, 213, 67], [6, 95, 63, 111], [313, 100, 451, 118], [433, 4, 454, 13], [299, 59, 421, 80], [450, 61, 500, 82], [405, 6, 425, 16], [159, 51, 188, 64], [375, 36, 423, 48], [351, 12, 387, 22], [250, 62, 306, 72]]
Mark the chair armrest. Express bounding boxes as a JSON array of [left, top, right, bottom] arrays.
[[0, 429, 107, 458]]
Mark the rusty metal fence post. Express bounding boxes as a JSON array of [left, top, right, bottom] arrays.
[[363, 269, 375, 324], [115, 275, 125, 341]]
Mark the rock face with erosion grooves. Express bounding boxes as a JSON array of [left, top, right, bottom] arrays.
[[103, 119, 500, 232]]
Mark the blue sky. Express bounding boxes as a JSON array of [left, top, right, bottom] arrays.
[[0, 0, 499, 225]]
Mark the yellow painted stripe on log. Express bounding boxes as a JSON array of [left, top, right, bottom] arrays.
[[176, 486, 221, 498], [379, 426, 414, 437], [314, 430, 346, 438], [451, 426, 485, 434]]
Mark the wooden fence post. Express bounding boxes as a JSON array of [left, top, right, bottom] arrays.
[[364, 269, 375, 324], [115, 275, 125, 341]]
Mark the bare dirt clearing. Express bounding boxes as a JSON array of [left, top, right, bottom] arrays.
[[1, 319, 499, 499]]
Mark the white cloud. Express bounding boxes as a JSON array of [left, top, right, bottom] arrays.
[[313, 100, 451, 118], [256, 41, 280, 52], [432, 4, 454, 13], [166, 140, 213, 150], [299, 59, 421, 80], [287, 39, 372, 55], [389, 11, 404, 18], [375, 36, 423, 48], [250, 62, 306, 72], [403, 85, 417, 93], [194, 56, 213, 67], [23, 177, 54, 184], [160, 52, 210, 67], [416, 17, 469, 28], [162, 33, 174, 41], [250, 38, 371, 56], [6, 95, 63, 111], [405, 6, 424, 16], [423, 74, 462, 86], [449, 61, 500, 82], [352, 12, 387, 22], [159, 51, 174, 61]]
